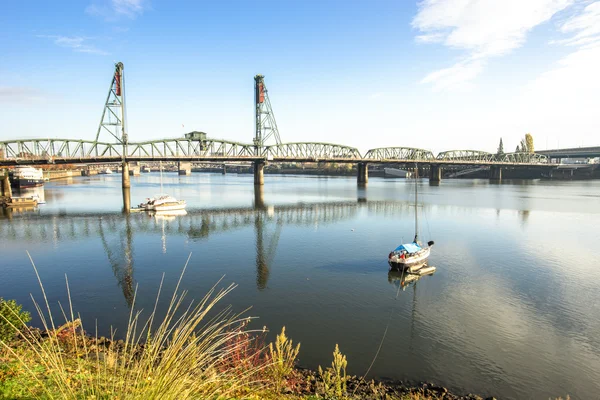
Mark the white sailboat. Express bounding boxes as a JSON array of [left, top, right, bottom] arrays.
[[388, 167, 434, 272]]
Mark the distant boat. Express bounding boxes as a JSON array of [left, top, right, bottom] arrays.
[[388, 168, 434, 272], [8, 167, 44, 188], [384, 168, 412, 178], [141, 166, 151, 173], [99, 168, 113, 174]]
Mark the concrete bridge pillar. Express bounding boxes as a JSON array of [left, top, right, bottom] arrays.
[[254, 161, 265, 185], [490, 165, 502, 182], [222, 164, 227, 175], [429, 164, 442, 183], [129, 162, 141, 176], [122, 187, 131, 213], [357, 162, 368, 185], [178, 161, 191, 175], [1, 172, 12, 198], [122, 161, 130, 188], [254, 184, 265, 209]]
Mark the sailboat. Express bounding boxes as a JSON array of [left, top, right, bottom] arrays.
[[388, 166, 434, 271], [138, 162, 186, 212]]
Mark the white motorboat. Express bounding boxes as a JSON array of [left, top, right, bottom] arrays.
[[140, 194, 186, 212], [138, 162, 186, 212], [388, 168, 434, 271]]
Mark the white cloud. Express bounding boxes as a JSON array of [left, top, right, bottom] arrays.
[[421, 58, 485, 91], [38, 35, 109, 55], [413, 0, 574, 89], [557, 1, 600, 46], [86, 0, 148, 20]]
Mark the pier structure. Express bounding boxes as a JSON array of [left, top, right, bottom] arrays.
[[357, 162, 368, 185], [1, 170, 12, 198], [490, 165, 502, 182], [178, 161, 191, 176]]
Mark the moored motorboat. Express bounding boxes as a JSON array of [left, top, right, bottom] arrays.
[[140, 194, 186, 212]]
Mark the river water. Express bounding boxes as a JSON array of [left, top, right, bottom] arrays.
[[1, 173, 599, 399]]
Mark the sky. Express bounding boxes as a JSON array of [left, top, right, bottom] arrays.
[[1, 0, 599, 155]]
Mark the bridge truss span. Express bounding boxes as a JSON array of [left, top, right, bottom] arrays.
[[436, 150, 494, 162], [0, 139, 122, 163], [263, 142, 362, 162], [127, 138, 257, 160], [363, 147, 435, 162], [436, 150, 549, 165]]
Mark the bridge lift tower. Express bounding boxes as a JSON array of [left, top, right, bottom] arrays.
[[254, 75, 281, 152], [253, 75, 281, 185], [95, 62, 130, 188]]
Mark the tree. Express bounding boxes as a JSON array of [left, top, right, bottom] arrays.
[[525, 133, 534, 153], [497, 138, 504, 156]]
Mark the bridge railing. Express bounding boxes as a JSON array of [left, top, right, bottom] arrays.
[[263, 142, 362, 160], [363, 147, 435, 161]]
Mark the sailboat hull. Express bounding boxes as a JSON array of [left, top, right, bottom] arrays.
[[388, 247, 431, 271]]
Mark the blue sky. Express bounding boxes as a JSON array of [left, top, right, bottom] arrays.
[[1, 0, 599, 154]]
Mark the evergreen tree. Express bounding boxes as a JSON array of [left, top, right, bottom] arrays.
[[497, 138, 504, 155]]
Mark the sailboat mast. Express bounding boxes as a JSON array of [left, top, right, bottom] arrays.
[[414, 164, 418, 242], [159, 161, 163, 193]]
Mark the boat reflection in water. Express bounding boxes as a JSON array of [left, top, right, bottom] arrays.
[[387, 265, 436, 291], [153, 209, 188, 220]]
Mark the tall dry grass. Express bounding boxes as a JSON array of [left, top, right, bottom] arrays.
[[0, 252, 271, 399]]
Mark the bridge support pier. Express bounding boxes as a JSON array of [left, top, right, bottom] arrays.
[[178, 161, 191, 175], [129, 162, 140, 176], [490, 165, 502, 182], [254, 161, 265, 186], [357, 162, 368, 185], [122, 161, 130, 188], [429, 164, 442, 183], [122, 187, 131, 213], [254, 184, 265, 209], [1, 172, 12, 198], [222, 164, 227, 175]]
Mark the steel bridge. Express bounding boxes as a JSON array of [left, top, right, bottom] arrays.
[[0, 61, 555, 189], [0, 138, 550, 166]]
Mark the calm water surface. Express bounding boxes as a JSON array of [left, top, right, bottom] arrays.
[[1, 173, 599, 400]]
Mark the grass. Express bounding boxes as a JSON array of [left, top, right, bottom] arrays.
[[0, 253, 273, 399]]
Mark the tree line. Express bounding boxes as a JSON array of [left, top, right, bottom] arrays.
[[497, 133, 534, 156]]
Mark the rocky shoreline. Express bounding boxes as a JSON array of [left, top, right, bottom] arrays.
[[294, 367, 494, 400]]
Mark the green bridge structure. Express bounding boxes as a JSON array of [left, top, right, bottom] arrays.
[[1, 62, 556, 188]]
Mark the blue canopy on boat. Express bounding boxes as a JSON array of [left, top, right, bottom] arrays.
[[394, 243, 422, 253]]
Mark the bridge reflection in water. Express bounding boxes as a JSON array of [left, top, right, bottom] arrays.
[[0, 199, 417, 305]]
